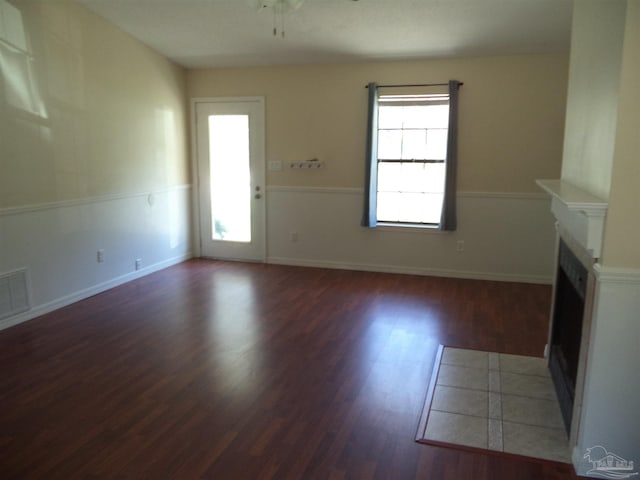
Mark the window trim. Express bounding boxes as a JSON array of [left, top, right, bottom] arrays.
[[375, 95, 449, 226], [362, 80, 461, 231]]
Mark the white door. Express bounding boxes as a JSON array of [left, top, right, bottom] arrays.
[[195, 98, 266, 261]]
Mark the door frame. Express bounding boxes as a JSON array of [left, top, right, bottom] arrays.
[[190, 96, 266, 261]]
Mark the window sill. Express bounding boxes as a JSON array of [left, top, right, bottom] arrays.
[[375, 222, 443, 233]]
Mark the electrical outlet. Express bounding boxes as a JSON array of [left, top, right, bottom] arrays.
[[135, 258, 142, 270], [456, 240, 465, 252], [97, 249, 105, 263]]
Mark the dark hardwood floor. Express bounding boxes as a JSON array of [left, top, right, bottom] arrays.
[[0, 260, 579, 479]]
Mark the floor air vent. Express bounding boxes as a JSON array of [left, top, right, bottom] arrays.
[[0, 269, 31, 320]]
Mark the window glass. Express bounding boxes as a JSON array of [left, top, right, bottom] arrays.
[[425, 129, 448, 160], [377, 162, 405, 192], [375, 95, 449, 225], [378, 129, 402, 160], [401, 130, 428, 160], [378, 105, 404, 129]]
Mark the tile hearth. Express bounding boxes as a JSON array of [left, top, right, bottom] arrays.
[[418, 347, 570, 463]]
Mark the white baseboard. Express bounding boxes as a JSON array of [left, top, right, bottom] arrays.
[[267, 256, 552, 285], [0, 252, 193, 332]]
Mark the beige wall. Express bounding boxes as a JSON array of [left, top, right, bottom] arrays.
[[0, 0, 189, 208], [0, 0, 192, 329], [560, 0, 627, 200], [558, 0, 640, 269], [602, 0, 640, 269], [188, 53, 568, 193]]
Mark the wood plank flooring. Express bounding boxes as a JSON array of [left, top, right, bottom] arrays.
[[0, 260, 580, 479]]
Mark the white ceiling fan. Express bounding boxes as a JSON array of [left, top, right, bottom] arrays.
[[247, 0, 306, 37], [247, 0, 306, 13]]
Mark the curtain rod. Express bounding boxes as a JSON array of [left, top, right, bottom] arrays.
[[365, 82, 463, 89]]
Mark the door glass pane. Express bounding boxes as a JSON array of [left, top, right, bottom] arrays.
[[209, 115, 251, 242]]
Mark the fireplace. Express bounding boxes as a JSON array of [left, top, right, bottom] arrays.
[[536, 177, 640, 473], [536, 179, 607, 453], [548, 239, 587, 433]]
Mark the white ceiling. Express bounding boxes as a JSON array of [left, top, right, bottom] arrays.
[[77, 0, 573, 69]]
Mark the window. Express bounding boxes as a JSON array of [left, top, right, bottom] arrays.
[[376, 94, 449, 225], [363, 81, 460, 231]]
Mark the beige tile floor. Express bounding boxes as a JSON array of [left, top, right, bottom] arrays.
[[421, 347, 571, 463]]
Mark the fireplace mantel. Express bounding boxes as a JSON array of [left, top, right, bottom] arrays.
[[536, 179, 608, 259]]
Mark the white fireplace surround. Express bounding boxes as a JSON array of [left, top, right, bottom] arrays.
[[536, 179, 640, 478], [537, 178, 604, 472]]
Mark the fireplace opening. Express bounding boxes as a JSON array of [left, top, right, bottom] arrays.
[[549, 239, 587, 434]]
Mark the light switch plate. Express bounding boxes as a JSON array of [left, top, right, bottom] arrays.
[[268, 161, 283, 171]]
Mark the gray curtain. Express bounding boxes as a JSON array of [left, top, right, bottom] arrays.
[[439, 80, 460, 231], [362, 82, 378, 228]]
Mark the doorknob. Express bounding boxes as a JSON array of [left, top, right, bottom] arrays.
[[255, 193, 262, 199]]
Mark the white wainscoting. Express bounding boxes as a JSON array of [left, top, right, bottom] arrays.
[[266, 186, 556, 284], [0, 185, 192, 330], [572, 265, 640, 476]]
